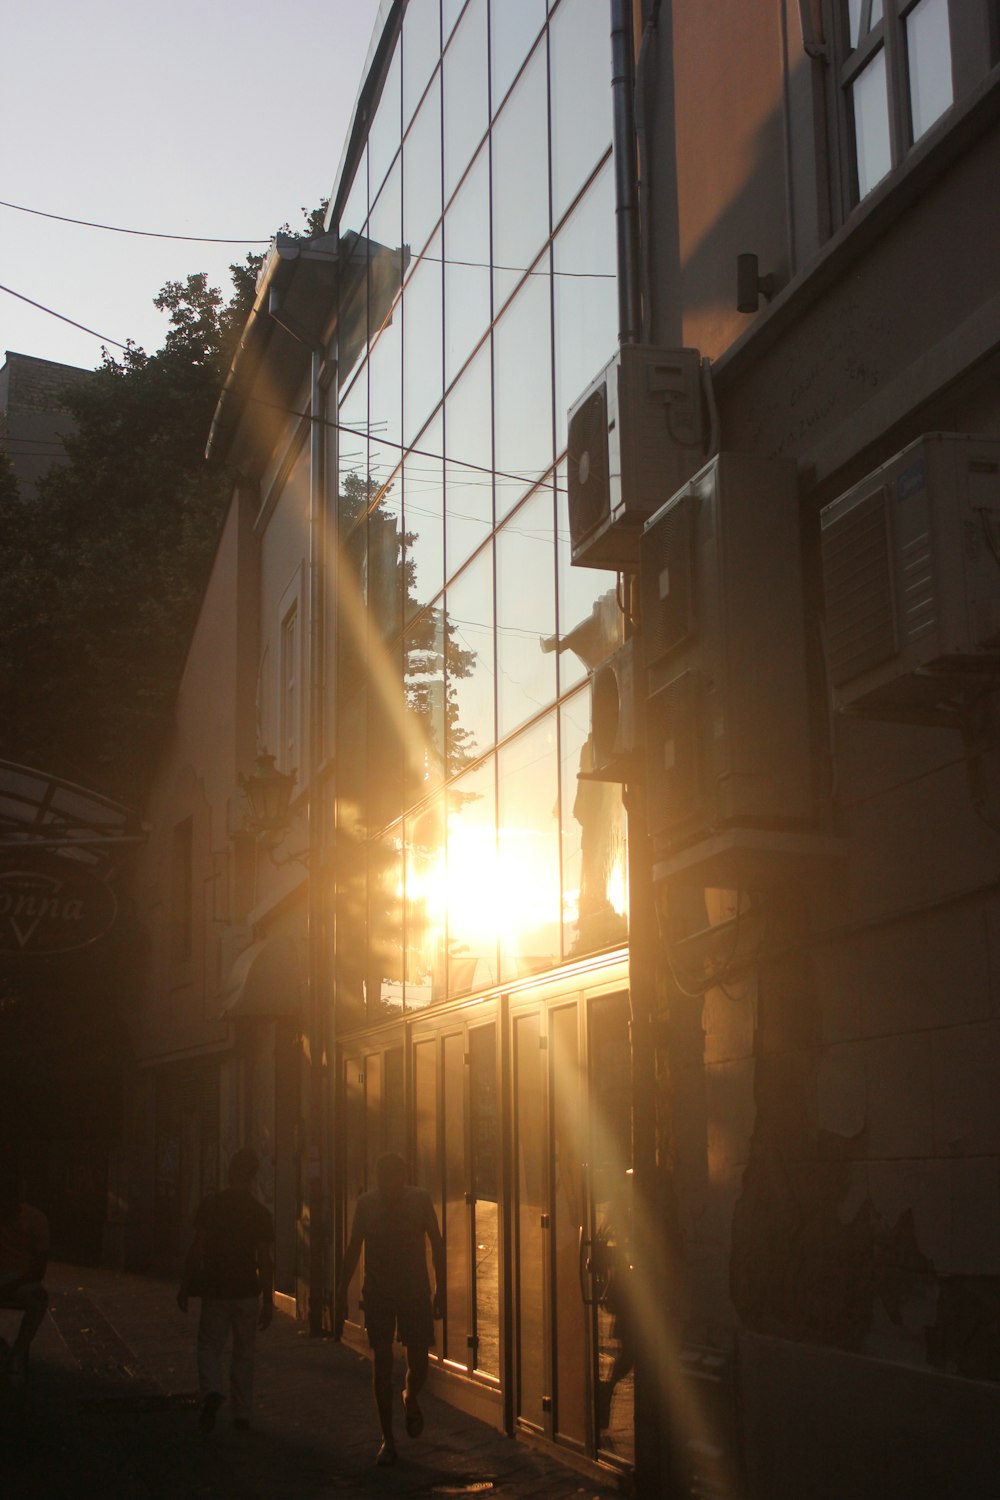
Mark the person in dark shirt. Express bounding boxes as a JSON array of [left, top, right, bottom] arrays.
[[177, 1146, 274, 1433], [335, 1152, 445, 1467]]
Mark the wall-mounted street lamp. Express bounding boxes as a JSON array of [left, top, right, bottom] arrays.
[[238, 753, 297, 839]]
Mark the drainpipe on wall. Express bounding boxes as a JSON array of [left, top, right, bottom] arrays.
[[305, 345, 329, 1336], [611, 2, 672, 1494]]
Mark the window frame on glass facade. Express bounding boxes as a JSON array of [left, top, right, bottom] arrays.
[[334, 0, 626, 1024]]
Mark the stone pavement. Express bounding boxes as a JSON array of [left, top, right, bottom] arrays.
[[0, 1263, 627, 1499]]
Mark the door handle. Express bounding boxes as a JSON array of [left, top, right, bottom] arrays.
[[578, 1224, 595, 1306]]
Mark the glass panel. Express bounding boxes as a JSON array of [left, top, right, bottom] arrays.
[[369, 345, 402, 505], [560, 686, 628, 960], [907, 0, 952, 142], [491, 0, 546, 113], [334, 717, 369, 1033], [497, 714, 560, 980], [385, 1047, 406, 1156], [443, 0, 466, 46], [549, 0, 613, 227], [589, 992, 635, 1467], [405, 410, 445, 618], [404, 601, 447, 797], [492, 42, 550, 311], [413, 1037, 443, 1314], [403, 225, 443, 444], [493, 270, 554, 520], [337, 513, 369, 705], [368, 157, 403, 497], [445, 342, 494, 574], [414, 1037, 439, 1206], [851, 50, 891, 199], [341, 150, 367, 236], [442, 0, 489, 205], [553, 157, 617, 456], [403, 73, 443, 259], [343, 1055, 366, 1322], [339, 369, 369, 507], [403, 0, 441, 128], [404, 793, 447, 1009], [369, 41, 402, 205], [443, 1031, 470, 1365], [369, 629, 406, 827], [555, 459, 623, 696], [446, 757, 497, 994], [365, 1051, 384, 1181], [368, 467, 404, 641], [369, 154, 404, 341], [338, 228, 369, 390], [514, 1010, 546, 1426], [470, 1022, 500, 1377], [551, 1003, 587, 1445], [369, 825, 404, 1018], [444, 142, 491, 389], [496, 485, 557, 740], [446, 546, 496, 766]]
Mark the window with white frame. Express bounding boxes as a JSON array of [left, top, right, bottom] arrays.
[[838, 0, 995, 204]]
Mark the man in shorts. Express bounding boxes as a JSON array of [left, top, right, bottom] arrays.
[[335, 1152, 445, 1467], [177, 1146, 274, 1433]]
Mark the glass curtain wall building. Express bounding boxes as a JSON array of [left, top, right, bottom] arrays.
[[333, 0, 628, 1031]]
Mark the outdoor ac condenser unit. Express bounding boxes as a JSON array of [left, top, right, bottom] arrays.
[[586, 639, 640, 783], [820, 433, 1000, 724], [567, 345, 704, 571], [640, 453, 826, 885]]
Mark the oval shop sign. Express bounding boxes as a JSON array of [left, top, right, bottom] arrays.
[[0, 862, 118, 955]]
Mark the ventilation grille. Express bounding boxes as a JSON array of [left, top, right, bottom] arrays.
[[821, 487, 897, 687], [640, 492, 697, 670], [567, 383, 610, 551]]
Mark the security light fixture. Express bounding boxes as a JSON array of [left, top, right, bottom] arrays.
[[736, 253, 776, 314]]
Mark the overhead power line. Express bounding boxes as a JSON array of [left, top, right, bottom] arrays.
[[0, 198, 268, 245], [0, 283, 127, 350]]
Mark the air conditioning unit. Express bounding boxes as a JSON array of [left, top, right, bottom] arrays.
[[567, 345, 704, 571], [820, 433, 1000, 724], [640, 453, 830, 886], [584, 639, 640, 783]]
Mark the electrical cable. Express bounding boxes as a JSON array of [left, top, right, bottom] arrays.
[[0, 282, 127, 349], [0, 198, 268, 245]]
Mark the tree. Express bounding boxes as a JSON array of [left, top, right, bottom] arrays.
[[0, 206, 326, 805]]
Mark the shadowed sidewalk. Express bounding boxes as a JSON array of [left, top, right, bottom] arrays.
[[0, 1262, 626, 1499]]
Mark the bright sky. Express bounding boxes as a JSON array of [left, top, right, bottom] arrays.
[[0, 0, 383, 372]]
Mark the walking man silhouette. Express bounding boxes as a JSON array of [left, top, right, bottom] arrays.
[[177, 1146, 274, 1433], [335, 1152, 445, 1467]]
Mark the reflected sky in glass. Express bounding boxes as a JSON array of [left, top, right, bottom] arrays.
[[491, 0, 546, 115], [852, 51, 891, 199], [552, 156, 616, 455], [446, 757, 498, 994], [493, 267, 554, 520], [446, 545, 496, 766], [403, 0, 440, 129], [445, 344, 494, 574], [496, 484, 557, 740], [549, 0, 613, 227], [907, 0, 952, 142], [403, 73, 442, 259], [443, 0, 488, 205], [405, 409, 444, 617], [498, 714, 560, 979], [403, 226, 443, 444], [444, 142, 491, 389], [491, 42, 549, 312]]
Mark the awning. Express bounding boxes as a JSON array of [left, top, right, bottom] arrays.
[[221, 935, 303, 1021]]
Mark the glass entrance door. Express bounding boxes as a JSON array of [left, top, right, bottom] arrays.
[[511, 988, 634, 1467]]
